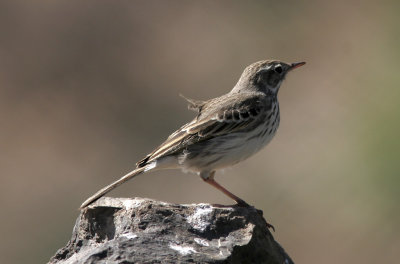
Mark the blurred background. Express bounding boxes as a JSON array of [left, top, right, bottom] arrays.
[[1, 1, 399, 263]]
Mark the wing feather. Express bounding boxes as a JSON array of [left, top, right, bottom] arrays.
[[136, 93, 270, 167]]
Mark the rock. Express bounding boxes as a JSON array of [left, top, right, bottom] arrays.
[[49, 197, 294, 264]]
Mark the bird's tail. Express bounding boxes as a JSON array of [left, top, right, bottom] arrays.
[[79, 166, 147, 209]]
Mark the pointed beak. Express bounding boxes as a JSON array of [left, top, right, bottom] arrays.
[[288, 61, 306, 71]]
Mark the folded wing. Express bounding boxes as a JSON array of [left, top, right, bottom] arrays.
[[136, 93, 270, 168]]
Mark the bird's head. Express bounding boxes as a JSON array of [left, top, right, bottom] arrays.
[[232, 60, 305, 95]]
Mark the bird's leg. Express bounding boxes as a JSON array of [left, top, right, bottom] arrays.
[[202, 171, 250, 207], [201, 171, 275, 231]]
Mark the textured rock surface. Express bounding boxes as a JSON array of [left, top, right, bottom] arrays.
[[49, 197, 294, 264]]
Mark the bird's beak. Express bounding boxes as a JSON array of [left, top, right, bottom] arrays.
[[288, 61, 306, 71]]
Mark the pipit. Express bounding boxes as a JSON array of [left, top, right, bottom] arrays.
[[80, 60, 305, 209]]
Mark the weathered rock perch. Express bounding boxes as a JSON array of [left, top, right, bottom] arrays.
[[49, 197, 294, 264]]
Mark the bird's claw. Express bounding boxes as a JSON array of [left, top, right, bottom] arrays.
[[235, 200, 275, 232], [236, 199, 251, 207], [266, 221, 275, 232]]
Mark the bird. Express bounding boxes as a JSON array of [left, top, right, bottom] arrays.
[[80, 60, 305, 210]]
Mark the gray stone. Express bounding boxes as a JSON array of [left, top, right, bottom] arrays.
[[49, 197, 294, 264]]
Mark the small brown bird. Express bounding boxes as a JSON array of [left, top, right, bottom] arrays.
[[80, 60, 305, 209]]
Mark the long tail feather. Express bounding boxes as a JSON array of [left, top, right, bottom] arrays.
[[79, 166, 147, 209]]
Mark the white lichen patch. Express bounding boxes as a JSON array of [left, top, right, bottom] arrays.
[[120, 233, 137, 240], [121, 198, 146, 209], [186, 205, 214, 232], [194, 238, 209, 247], [169, 243, 197, 255]]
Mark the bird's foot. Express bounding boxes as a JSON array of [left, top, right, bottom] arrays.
[[235, 200, 275, 232], [236, 199, 252, 208], [265, 221, 275, 232]]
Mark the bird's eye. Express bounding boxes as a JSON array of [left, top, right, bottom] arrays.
[[274, 66, 282, 74]]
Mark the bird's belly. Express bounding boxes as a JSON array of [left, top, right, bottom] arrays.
[[180, 120, 279, 172]]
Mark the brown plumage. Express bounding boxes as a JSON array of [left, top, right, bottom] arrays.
[[80, 60, 305, 209]]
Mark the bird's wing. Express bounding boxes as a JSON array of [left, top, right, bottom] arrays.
[[136, 93, 271, 167]]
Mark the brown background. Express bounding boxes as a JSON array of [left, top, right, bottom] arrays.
[[1, 1, 399, 263]]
